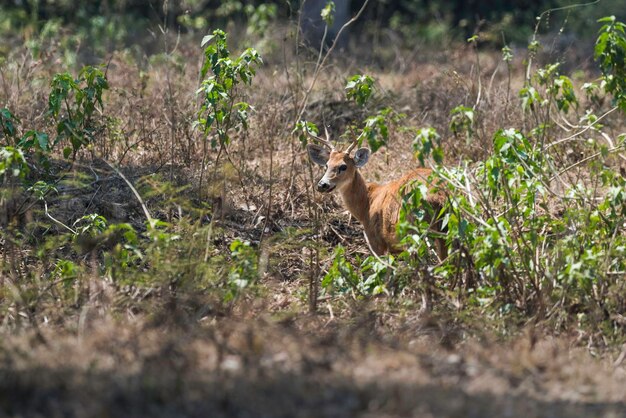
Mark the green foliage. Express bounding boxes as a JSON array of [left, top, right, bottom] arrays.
[[102, 223, 141, 274], [226, 239, 258, 301], [293, 120, 319, 147], [449, 105, 474, 142], [356, 108, 404, 153], [322, 245, 388, 296], [360, 257, 391, 295], [27, 181, 57, 200], [73, 214, 108, 237], [180, 2, 277, 39], [0, 146, 28, 180], [321, 1, 336, 27], [322, 245, 359, 294], [520, 63, 578, 116], [345, 74, 374, 107], [0, 108, 19, 144], [197, 29, 262, 150], [483, 128, 544, 200], [245, 3, 278, 37], [396, 124, 625, 336], [519, 85, 542, 111], [398, 181, 433, 252], [2, 108, 51, 169], [18, 130, 50, 153], [343, 74, 406, 153], [501, 45, 513, 63], [595, 16, 626, 110], [52, 259, 78, 284], [47, 65, 109, 159], [412, 127, 443, 166]]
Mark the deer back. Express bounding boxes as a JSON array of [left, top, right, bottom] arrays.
[[364, 167, 444, 254]]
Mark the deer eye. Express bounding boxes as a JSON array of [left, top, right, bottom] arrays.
[[338, 164, 347, 172]]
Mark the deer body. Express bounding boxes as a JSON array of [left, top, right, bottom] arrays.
[[308, 140, 446, 258]]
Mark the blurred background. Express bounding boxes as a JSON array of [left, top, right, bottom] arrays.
[[2, 0, 625, 65]]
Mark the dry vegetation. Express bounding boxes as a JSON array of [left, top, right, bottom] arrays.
[[1, 9, 626, 418]]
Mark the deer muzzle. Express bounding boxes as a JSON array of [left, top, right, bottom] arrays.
[[317, 180, 335, 193]]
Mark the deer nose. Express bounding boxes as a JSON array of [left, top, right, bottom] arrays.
[[317, 181, 331, 192]]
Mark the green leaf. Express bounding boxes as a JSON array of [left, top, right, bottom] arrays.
[[321, 1, 335, 26], [36, 131, 50, 151], [345, 74, 374, 106], [201, 34, 215, 47]]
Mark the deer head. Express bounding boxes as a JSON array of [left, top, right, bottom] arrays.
[[306, 129, 370, 193]]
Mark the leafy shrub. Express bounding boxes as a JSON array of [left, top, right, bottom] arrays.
[[47, 65, 109, 159], [595, 16, 626, 110], [197, 29, 262, 151], [320, 16, 626, 342], [322, 245, 389, 296], [227, 239, 259, 301]]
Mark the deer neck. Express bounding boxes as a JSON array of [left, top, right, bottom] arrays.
[[339, 170, 370, 225]]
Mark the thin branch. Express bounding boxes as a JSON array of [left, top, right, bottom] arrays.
[[551, 144, 626, 181], [294, 0, 371, 124], [546, 106, 619, 149], [44, 200, 77, 235], [102, 159, 153, 225]]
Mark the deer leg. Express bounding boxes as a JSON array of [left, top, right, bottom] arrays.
[[362, 231, 387, 257]]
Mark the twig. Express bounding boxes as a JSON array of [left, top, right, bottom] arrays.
[[551, 144, 626, 181], [325, 302, 335, 326], [44, 201, 76, 235], [546, 106, 619, 149], [526, 0, 600, 81], [294, 0, 371, 124], [328, 223, 347, 244], [102, 159, 153, 225], [362, 230, 396, 271]]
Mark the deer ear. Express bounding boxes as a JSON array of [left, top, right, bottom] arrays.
[[353, 148, 370, 168], [307, 144, 330, 166]]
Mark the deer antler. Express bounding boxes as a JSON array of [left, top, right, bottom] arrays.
[[345, 138, 358, 154], [307, 125, 335, 150], [345, 126, 359, 154]]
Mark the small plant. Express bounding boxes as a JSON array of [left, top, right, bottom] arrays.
[[0, 146, 28, 180], [27, 180, 57, 200], [344, 75, 405, 152], [595, 16, 626, 110], [412, 127, 443, 166], [322, 246, 390, 296], [321, 1, 336, 27], [322, 245, 360, 295], [226, 239, 258, 301], [501, 44, 513, 63], [196, 29, 262, 152], [1, 108, 50, 168], [73, 213, 108, 237], [47, 65, 109, 159], [0, 108, 19, 145], [449, 105, 474, 143], [245, 3, 278, 38]]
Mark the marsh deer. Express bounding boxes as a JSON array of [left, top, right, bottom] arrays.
[[307, 131, 447, 259]]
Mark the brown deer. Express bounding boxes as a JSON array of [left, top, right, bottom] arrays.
[[307, 131, 447, 259]]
